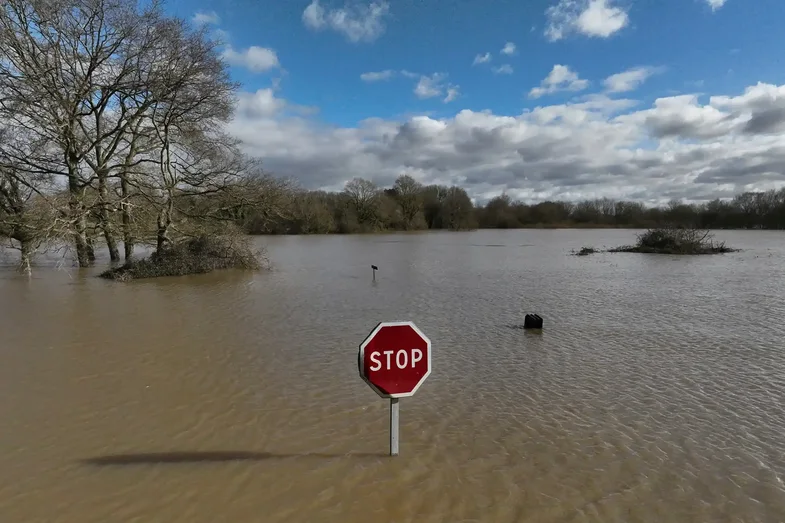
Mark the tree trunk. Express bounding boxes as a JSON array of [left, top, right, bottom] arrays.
[[18, 238, 32, 276], [98, 175, 120, 261], [121, 176, 134, 260], [66, 148, 90, 267], [86, 234, 96, 262], [156, 205, 171, 253], [123, 234, 134, 260], [156, 220, 168, 252], [104, 226, 120, 261], [69, 192, 90, 267]]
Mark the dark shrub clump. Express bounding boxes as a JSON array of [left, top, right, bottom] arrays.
[[100, 235, 266, 281], [609, 227, 738, 255], [573, 246, 597, 256]]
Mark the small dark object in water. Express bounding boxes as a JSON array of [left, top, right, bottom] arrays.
[[371, 265, 378, 271], [523, 314, 543, 329]]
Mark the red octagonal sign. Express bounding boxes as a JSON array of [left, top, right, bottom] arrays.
[[358, 321, 432, 399]]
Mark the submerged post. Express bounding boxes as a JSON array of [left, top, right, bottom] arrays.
[[390, 398, 400, 456]]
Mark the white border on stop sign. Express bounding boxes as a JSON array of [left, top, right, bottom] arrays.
[[358, 320, 432, 399]]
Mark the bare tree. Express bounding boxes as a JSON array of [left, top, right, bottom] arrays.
[[0, 0, 165, 266], [392, 174, 423, 229], [0, 159, 64, 273], [343, 177, 381, 228], [441, 186, 475, 231], [133, 15, 238, 251], [292, 191, 335, 233], [0, 0, 253, 267]]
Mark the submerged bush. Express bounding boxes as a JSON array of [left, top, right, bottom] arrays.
[[572, 246, 597, 256], [609, 226, 737, 255], [100, 235, 266, 281]]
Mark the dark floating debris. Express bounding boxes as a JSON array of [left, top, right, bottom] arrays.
[[523, 314, 543, 330]]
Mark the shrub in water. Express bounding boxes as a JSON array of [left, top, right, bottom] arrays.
[[610, 226, 737, 255], [100, 235, 266, 281]]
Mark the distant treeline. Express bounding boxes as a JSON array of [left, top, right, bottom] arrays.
[[236, 175, 785, 234]]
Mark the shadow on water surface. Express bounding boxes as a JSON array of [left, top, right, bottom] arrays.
[[80, 451, 385, 466]]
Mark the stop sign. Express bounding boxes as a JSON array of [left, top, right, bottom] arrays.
[[358, 321, 432, 399]]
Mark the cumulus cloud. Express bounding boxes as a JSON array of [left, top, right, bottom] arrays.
[[545, 0, 629, 41], [192, 11, 220, 25], [706, 0, 728, 11], [493, 64, 514, 75], [444, 87, 460, 103], [302, 0, 391, 43], [603, 66, 663, 93], [221, 46, 279, 73], [360, 70, 395, 82], [236, 89, 287, 117], [473, 52, 492, 65], [529, 65, 589, 98], [500, 42, 516, 55], [226, 82, 785, 205], [413, 73, 460, 103], [414, 74, 444, 99]]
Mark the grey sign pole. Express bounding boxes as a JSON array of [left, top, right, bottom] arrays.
[[359, 321, 432, 458], [390, 398, 400, 456]]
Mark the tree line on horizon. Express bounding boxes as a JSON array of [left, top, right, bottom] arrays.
[[1, 1, 784, 274], [236, 176, 785, 234]]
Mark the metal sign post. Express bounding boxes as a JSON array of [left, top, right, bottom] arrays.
[[390, 398, 400, 456], [358, 321, 432, 457]]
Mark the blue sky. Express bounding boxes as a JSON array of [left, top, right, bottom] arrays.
[[162, 0, 785, 203], [170, 0, 781, 125]]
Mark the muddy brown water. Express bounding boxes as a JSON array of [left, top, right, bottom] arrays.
[[1, 229, 784, 523]]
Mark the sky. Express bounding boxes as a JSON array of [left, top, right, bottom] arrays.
[[166, 0, 785, 205]]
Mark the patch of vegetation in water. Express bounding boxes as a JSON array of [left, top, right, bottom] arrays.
[[99, 235, 266, 282], [572, 246, 598, 256], [609, 227, 738, 255]]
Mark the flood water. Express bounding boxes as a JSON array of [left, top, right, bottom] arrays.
[[1, 229, 785, 523]]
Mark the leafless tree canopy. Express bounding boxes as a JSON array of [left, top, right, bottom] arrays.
[[0, 0, 271, 272]]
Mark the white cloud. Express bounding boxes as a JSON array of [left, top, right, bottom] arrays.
[[411, 73, 459, 103], [706, 0, 727, 11], [236, 89, 287, 117], [221, 46, 280, 73], [473, 52, 492, 65], [493, 64, 514, 75], [192, 11, 220, 25], [361, 70, 395, 82], [235, 88, 318, 119], [603, 66, 663, 93], [226, 81, 785, 206], [529, 64, 589, 98], [501, 42, 516, 55], [444, 87, 460, 103], [302, 0, 391, 43], [545, 0, 629, 41], [414, 74, 445, 99]]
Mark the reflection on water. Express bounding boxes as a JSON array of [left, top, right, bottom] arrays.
[[1, 229, 785, 522]]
